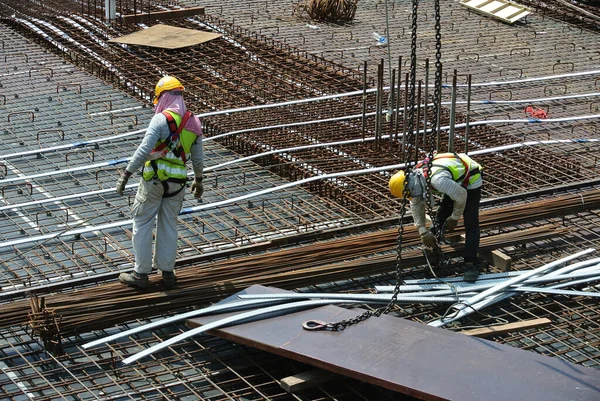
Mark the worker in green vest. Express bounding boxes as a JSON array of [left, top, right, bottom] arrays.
[[115, 76, 204, 289], [389, 153, 483, 282]]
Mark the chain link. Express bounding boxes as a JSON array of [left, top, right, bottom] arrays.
[[315, 0, 421, 332], [309, 0, 447, 331], [405, 0, 419, 165], [422, 0, 445, 264]]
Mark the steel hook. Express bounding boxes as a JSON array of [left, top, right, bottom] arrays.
[[302, 320, 328, 331]]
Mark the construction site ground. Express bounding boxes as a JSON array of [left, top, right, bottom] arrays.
[[0, 0, 600, 400]]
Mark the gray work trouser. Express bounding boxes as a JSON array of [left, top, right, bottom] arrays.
[[131, 178, 185, 274]]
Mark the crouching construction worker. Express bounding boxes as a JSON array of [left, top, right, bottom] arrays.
[[116, 76, 204, 289], [389, 153, 483, 282]]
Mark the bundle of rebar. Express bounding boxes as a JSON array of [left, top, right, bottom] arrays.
[[2, 224, 567, 342], [293, 0, 359, 23], [3, 188, 598, 341]]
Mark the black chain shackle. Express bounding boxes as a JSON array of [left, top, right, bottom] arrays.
[[303, 0, 421, 332]]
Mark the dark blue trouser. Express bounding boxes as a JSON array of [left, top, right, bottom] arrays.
[[436, 187, 481, 264]]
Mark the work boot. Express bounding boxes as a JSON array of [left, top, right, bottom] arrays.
[[463, 263, 480, 283], [119, 271, 149, 288], [161, 271, 177, 289]]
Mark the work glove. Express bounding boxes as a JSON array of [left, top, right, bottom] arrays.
[[191, 177, 203, 199], [420, 231, 436, 248], [444, 217, 459, 233], [116, 170, 132, 196]]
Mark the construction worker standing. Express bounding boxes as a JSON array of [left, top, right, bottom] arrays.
[[389, 153, 483, 282], [115, 76, 204, 289]]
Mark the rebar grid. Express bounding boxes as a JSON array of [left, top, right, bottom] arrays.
[[0, 0, 600, 399], [0, 324, 407, 400], [1, 3, 598, 217]]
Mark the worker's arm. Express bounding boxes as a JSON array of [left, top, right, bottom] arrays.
[[189, 131, 204, 179], [125, 113, 169, 174], [431, 171, 468, 220], [189, 120, 204, 198]]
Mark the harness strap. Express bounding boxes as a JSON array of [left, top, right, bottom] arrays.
[[163, 111, 178, 134], [148, 111, 194, 181], [161, 181, 185, 198], [153, 111, 193, 157], [422, 153, 480, 188]]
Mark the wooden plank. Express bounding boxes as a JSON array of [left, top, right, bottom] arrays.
[[121, 7, 205, 24], [482, 249, 512, 271], [188, 285, 600, 401], [280, 369, 336, 393], [461, 318, 552, 337], [109, 25, 221, 50]]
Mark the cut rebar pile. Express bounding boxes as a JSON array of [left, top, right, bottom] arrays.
[[293, 0, 359, 23], [2, 185, 592, 338]]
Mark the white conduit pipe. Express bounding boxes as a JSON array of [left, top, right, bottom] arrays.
[[82, 298, 295, 349], [2, 133, 600, 214], [378, 259, 600, 292], [196, 69, 600, 119], [402, 259, 600, 285], [452, 249, 595, 308], [374, 269, 600, 298], [236, 293, 470, 303], [0, 158, 129, 185], [404, 270, 532, 284], [428, 248, 595, 327], [0, 129, 145, 161], [511, 286, 600, 298], [121, 299, 388, 365], [202, 111, 600, 144], [3, 111, 600, 185], [1, 88, 598, 161], [3, 132, 600, 250], [458, 275, 600, 326]]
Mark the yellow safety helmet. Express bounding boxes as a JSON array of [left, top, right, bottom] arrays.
[[389, 170, 408, 198], [153, 76, 184, 105]]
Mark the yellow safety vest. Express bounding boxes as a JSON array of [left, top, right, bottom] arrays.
[[142, 111, 198, 183]]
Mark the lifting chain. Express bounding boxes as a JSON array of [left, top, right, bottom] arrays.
[[303, 0, 422, 331], [423, 0, 446, 261], [424, 0, 444, 267]]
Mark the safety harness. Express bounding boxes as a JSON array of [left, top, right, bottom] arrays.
[[148, 110, 193, 198], [416, 153, 481, 188]]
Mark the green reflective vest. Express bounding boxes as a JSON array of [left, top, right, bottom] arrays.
[[428, 153, 482, 188], [142, 111, 197, 182]]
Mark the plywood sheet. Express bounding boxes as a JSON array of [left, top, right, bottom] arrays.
[[109, 24, 221, 49], [188, 285, 600, 401]]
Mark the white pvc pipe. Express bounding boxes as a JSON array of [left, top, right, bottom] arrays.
[[121, 299, 380, 365], [3, 132, 600, 250], [1, 89, 597, 161], [374, 269, 600, 298], [378, 259, 600, 292], [428, 248, 595, 327], [82, 298, 292, 349], [236, 293, 470, 303]]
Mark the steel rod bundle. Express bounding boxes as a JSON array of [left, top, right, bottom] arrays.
[[293, 0, 359, 22], [0, 224, 567, 339], [1, 188, 596, 340]]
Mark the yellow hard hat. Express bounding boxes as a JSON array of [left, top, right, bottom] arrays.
[[389, 170, 407, 198], [153, 76, 184, 105]]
